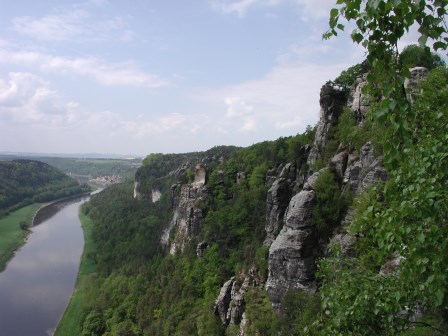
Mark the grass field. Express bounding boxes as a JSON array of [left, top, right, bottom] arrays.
[[0, 203, 41, 271], [55, 211, 97, 336]]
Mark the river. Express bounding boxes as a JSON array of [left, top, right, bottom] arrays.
[[0, 196, 88, 336]]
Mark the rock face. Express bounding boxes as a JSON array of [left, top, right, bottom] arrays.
[[163, 165, 209, 254], [265, 189, 318, 312], [348, 74, 370, 122], [264, 163, 297, 246], [194, 163, 206, 186], [133, 181, 142, 200], [151, 189, 161, 203], [307, 82, 347, 167], [215, 277, 234, 325], [404, 67, 428, 103], [215, 268, 261, 327], [342, 142, 388, 197]]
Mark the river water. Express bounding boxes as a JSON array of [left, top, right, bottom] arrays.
[[0, 196, 88, 336]]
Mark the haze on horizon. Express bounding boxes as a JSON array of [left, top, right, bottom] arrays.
[[0, 0, 419, 157]]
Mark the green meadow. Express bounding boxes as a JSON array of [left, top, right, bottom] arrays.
[[0, 203, 41, 271]]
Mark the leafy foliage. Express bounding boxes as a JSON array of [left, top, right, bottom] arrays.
[[334, 60, 370, 87], [399, 44, 445, 70], [311, 169, 344, 237], [318, 1, 448, 333]]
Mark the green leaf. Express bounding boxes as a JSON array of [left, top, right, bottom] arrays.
[[435, 289, 444, 306], [352, 32, 364, 43], [418, 34, 428, 46], [433, 41, 446, 50]]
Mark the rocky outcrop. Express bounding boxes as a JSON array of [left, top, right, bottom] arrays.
[[151, 189, 161, 202], [133, 181, 142, 200], [264, 162, 298, 246], [342, 142, 388, 197], [169, 183, 207, 254], [163, 165, 209, 254], [265, 189, 318, 312], [404, 67, 428, 103], [236, 172, 246, 184], [328, 233, 356, 258], [215, 267, 261, 327], [307, 82, 347, 167], [194, 163, 207, 186], [196, 241, 208, 257], [348, 74, 370, 122], [215, 277, 234, 325], [264, 178, 292, 246]]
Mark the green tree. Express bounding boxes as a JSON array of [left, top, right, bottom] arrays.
[[317, 1, 448, 334], [400, 44, 445, 70]]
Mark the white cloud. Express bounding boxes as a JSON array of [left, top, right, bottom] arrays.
[[0, 48, 167, 88], [213, 0, 333, 20], [11, 3, 134, 42], [0, 72, 186, 140], [293, 0, 335, 21], [213, 0, 259, 17], [197, 58, 353, 138], [0, 72, 71, 125], [225, 97, 253, 117]]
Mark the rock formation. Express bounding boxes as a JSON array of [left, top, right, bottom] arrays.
[[265, 188, 318, 312], [342, 141, 388, 197], [133, 181, 141, 200], [404, 67, 428, 103], [162, 165, 209, 254], [307, 82, 347, 167], [215, 267, 261, 327], [264, 163, 297, 246], [348, 74, 370, 122]]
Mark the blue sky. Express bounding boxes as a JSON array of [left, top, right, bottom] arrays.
[[0, 0, 370, 156]]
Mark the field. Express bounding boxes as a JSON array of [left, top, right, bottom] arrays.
[[0, 203, 41, 271]]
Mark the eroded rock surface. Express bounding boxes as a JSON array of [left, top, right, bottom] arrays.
[[266, 189, 318, 312], [342, 142, 388, 197], [404, 67, 428, 103], [307, 82, 347, 167]]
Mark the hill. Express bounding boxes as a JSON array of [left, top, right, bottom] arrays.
[[0, 159, 90, 215]]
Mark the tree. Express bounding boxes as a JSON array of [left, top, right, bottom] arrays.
[[400, 44, 445, 70], [19, 221, 29, 231], [316, 1, 448, 335]]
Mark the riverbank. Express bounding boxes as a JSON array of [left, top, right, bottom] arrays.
[[54, 210, 97, 336], [0, 203, 41, 272]]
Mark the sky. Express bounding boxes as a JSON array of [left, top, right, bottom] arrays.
[[0, 0, 371, 157]]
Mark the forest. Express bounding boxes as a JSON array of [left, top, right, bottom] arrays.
[[0, 159, 90, 216]]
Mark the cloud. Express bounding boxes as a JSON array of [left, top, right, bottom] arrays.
[[0, 48, 167, 88], [293, 0, 335, 21], [196, 58, 353, 139], [11, 2, 134, 42], [0, 72, 73, 125], [213, 0, 333, 20], [213, 0, 260, 17], [0, 72, 185, 139], [225, 97, 253, 117]]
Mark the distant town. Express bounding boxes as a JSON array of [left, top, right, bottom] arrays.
[[89, 174, 124, 186]]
